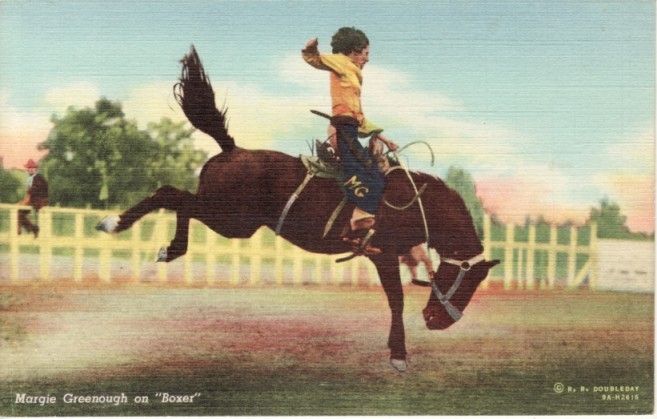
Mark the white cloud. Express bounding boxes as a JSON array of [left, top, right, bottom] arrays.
[[278, 54, 521, 164], [603, 127, 654, 172], [120, 80, 312, 154], [1, 82, 104, 169], [43, 81, 101, 115], [475, 163, 593, 224]]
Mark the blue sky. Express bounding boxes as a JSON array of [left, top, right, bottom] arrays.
[[0, 1, 654, 231]]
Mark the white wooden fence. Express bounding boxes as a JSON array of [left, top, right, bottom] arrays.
[[1, 203, 647, 292], [0, 204, 379, 286], [481, 214, 599, 290]]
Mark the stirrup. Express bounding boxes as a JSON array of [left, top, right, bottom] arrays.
[[336, 229, 381, 263]]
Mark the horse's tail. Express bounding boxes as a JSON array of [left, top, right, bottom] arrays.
[[174, 45, 235, 152]]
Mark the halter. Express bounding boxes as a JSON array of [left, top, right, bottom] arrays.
[[430, 253, 485, 322]]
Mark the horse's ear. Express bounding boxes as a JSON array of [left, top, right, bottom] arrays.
[[483, 259, 500, 269]]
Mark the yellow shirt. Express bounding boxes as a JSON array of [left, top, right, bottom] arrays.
[[302, 48, 382, 137]]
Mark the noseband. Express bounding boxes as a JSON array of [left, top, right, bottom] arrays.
[[430, 253, 485, 322]]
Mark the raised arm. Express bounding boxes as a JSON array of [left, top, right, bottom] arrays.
[[302, 38, 349, 75], [302, 37, 327, 70]]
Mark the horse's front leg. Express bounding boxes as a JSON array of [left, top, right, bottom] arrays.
[[372, 253, 407, 372]]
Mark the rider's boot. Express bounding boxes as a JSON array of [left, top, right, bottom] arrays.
[[340, 211, 382, 256]]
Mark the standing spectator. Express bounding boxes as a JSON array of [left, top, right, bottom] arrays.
[[18, 159, 48, 238]]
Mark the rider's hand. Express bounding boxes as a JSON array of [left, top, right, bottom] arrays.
[[387, 140, 399, 152], [377, 133, 398, 152], [304, 38, 319, 51]]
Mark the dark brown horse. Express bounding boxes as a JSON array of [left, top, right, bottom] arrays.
[[97, 47, 499, 371]]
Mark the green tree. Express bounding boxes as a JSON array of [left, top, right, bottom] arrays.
[[38, 98, 207, 209], [588, 197, 645, 240], [0, 167, 24, 203], [147, 117, 207, 191], [445, 166, 485, 235]]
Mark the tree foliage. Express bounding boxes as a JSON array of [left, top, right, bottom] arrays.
[[0, 167, 24, 203], [588, 197, 652, 240], [147, 118, 207, 191], [38, 98, 207, 209], [444, 166, 485, 235]]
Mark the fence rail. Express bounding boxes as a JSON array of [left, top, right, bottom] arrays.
[[0, 204, 379, 286], [1, 204, 602, 290], [481, 214, 598, 290]]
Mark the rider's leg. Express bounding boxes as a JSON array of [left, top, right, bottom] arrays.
[[350, 207, 374, 229], [333, 117, 384, 253]]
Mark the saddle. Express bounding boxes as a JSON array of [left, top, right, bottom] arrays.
[[275, 112, 430, 261], [273, 139, 396, 258]]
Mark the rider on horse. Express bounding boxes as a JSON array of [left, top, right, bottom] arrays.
[[302, 27, 398, 254]]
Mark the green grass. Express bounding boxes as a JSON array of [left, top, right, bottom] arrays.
[[0, 286, 652, 415]]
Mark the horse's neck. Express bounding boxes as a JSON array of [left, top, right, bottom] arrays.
[[426, 177, 483, 259]]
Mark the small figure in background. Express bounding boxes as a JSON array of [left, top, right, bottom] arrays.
[[18, 159, 49, 238], [399, 244, 435, 282]]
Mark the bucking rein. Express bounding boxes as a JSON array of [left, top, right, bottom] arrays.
[[275, 110, 435, 267]]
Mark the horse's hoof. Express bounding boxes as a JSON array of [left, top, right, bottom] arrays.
[[390, 358, 407, 372], [96, 215, 120, 233], [156, 247, 168, 262]]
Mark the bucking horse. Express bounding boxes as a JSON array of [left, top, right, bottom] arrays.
[[97, 46, 499, 372]]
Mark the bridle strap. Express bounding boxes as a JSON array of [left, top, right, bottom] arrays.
[[441, 253, 485, 272], [430, 281, 463, 322], [431, 253, 485, 322]]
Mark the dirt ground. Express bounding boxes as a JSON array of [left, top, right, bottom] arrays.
[[0, 284, 653, 415]]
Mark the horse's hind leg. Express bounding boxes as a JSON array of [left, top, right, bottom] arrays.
[[156, 210, 192, 262], [97, 185, 196, 261]]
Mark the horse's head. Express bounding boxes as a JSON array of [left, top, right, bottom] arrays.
[[422, 255, 499, 330]]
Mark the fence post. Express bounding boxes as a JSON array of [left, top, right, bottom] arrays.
[[526, 224, 536, 290], [74, 212, 84, 282], [230, 239, 240, 286], [504, 223, 514, 289], [481, 214, 492, 289], [367, 259, 379, 286], [588, 222, 598, 290], [98, 208, 112, 282], [206, 230, 216, 285], [292, 251, 303, 285], [130, 221, 141, 282], [330, 254, 343, 285], [99, 246, 111, 283], [183, 228, 193, 285], [314, 254, 323, 285], [39, 208, 52, 282], [517, 247, 524, 287], [274, 236, 284, 285], [249, 229, 263, 286], [566, 225, 577, 288], [546, 224, 557, 289], [9, 208, 19, 283], [155, 210, 168, 283]]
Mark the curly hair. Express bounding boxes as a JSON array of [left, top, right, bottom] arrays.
[[330, 27, 369, 54]]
